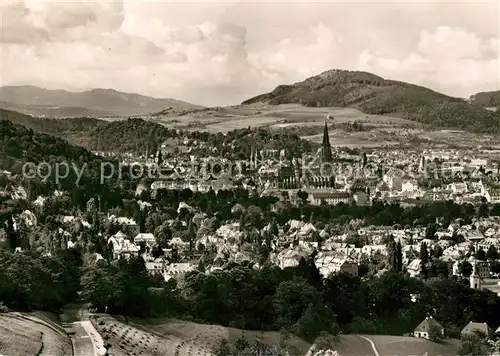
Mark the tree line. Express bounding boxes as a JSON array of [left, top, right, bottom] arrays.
[[1, 247, 499, 346]]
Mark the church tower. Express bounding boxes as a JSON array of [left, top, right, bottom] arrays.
[[156, 149, 163, 166], [470, 261, 482, 290], [321, 119, 333, 163]]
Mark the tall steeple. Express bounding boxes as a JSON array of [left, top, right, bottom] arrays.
[[470, 260, 482, 290], [322, 119, 333, 163]]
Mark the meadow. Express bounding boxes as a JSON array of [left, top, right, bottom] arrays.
[[90, 314, 311, 356], [146, 103, 500, 149], [0, 312, 72, 356], [364, 334, 460, 356]]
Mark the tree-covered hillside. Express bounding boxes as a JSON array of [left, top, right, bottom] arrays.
[[243, 70, 500, 134], [470, 90, 500, 108], [1, 109, 317, 156]]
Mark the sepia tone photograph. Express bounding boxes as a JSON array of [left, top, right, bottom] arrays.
[[0, 0, 500, 355]]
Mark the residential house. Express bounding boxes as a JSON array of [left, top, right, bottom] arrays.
[[134, 233, 156, 246], [470, 258, 490, 278], [314, 251, 359, 278], [485, 185, 500, 203], [461, 322, 493, 339], [163, 263, 196, 282], [382, 170, 403, 191], [470, 158, 491, 167], [402, 179, 419, 193], [107, 215, 140, 236], [375, 181, 390, 198], [308, 191, 353, 206], [413, 317, 445, 339], [464, 230, 485, 242], [407, 258, 421, 278], [107, 231, 140, 260], [450, 182, 469, 194], [361, 245, 387, 257], [145, 258, 165, 276]]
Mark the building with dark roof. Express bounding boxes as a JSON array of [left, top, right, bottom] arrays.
[[413, 316, 445, 339], [460, 321, 493, 339]]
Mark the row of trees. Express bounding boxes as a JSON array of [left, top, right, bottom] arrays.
[[4, 246, 496, 343]]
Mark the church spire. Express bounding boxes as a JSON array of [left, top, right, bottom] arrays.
[[322, 118, 333, 163]]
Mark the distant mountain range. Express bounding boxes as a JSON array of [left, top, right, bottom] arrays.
[[1, 72, 499, 133], [0, 86, 203, 118], [243, 69, 500, 134]]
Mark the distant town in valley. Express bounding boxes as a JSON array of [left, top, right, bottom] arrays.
[[1, 1, 500, 356]]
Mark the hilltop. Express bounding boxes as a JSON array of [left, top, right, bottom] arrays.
[[470, 90, 500, 109], [242, 69, 500, 134], [0, 85, 204, 117]]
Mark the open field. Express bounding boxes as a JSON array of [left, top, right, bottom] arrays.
[[132, 316, 311, 355], [333, 335, 377, 356], [0, 311, 72, 356], [86, 314, 464, 356], [91, 314, 176, 356], [91, 315, 311, 356], [226, 327, 310, 355], [365, 335, 460, 356], [149, 104, 419, 133], [143, 103, 500, 148]]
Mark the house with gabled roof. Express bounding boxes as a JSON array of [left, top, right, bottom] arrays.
[[407, 258, 421, 278], [413, 316, 445, 339], [460, 321, 493, 339], [134, 233, 156, 245]]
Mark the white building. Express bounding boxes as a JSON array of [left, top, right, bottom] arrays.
[[407, 258, 421, 278]]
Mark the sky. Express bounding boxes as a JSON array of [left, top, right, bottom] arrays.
[[1, 0, 499, 106]]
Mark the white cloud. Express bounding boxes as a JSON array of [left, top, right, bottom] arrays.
[[1, 1, 499, 105], [357, 26, 499, 98]]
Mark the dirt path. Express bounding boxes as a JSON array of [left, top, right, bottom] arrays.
[[62, 304, 105, 356], [358, 336, 380, 356], [65, 322, 95, 356], [329, 335, 377, 356]]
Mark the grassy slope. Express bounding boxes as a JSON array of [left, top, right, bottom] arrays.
[[14, 310, 458, 356], [242, 69, 500, 134], [91, 315, 311, 356], [90, 315, 461, 356], [366, 335, 460, 356], [0, 312, 72, 356]]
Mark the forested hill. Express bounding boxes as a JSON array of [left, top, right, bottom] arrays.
[[0, 119, 96, 167], [470, 90, 500, 109], [242, 69, 500, 134], [0, 109, 316, 157], [0, 119, 123, 193], [0, 109, 175, 153]]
